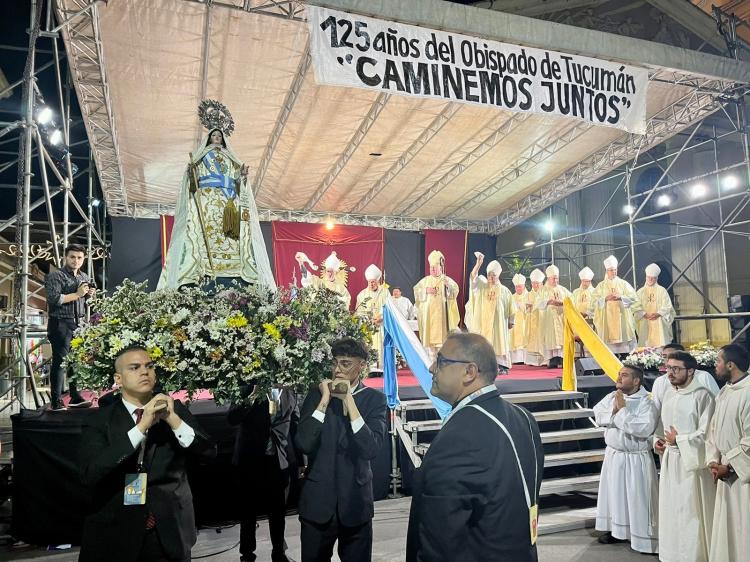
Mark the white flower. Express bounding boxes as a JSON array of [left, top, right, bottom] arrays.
[[172, 308, 190, 324]]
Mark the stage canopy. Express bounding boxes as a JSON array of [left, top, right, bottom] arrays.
[[57, 0, 750, 233]]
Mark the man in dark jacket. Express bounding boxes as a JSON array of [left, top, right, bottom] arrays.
[[295, 337, 388, 562], [228, 385, 300, 562], [79, 346, 214, 561], [406, 332, 544, 562], [45, 243, 95, 410]]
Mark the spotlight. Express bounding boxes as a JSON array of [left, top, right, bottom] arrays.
[[656, 194, 672, 208], [623, 204, 635, 215], [90, 198, 101, 208], [36, 106, 53, 125], [523, 241, 535, 247], [325, 220, 335, 230], [722, 175, 740, 190], [690, 183, 707, 199], [544, 220, 554, 233], [49, 129, 63, 145]]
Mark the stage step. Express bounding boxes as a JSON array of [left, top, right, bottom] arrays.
[[396, 390, 585, 412], [540, 427, 605, 443], [544, 449, 605, 468], [402, 407, 596, 432], [539, 474, 600, 496]]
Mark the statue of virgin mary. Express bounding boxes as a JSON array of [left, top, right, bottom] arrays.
[[159, 100, 275, 289]]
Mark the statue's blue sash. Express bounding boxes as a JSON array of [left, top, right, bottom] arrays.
[[198, 150, 237, 199]]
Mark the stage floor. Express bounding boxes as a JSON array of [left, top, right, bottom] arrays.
[[1, 496, 645, 562], [363, 365, 561, 390]]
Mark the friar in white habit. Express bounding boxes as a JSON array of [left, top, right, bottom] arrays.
[[594, 364, 659, 554], [706, 344, 750, 562], [651, 343, 719, 415], [654, 351, 716, 562]]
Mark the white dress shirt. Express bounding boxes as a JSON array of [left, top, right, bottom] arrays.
[[123, 397, 196, 449]]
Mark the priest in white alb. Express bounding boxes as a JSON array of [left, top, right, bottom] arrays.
[[391, 287, 415, 321], [636, 263, 675, 351], [524, 269, 546, 366], [535, 264, 572, 364], [414, 250, 460, 360], [651, 343, 720, 414], [654, 351, 716, 562], [510, 273, 528, 364], [594, 364, 659, 554], [295, 251, 351, 309], [355, 264, 390, 367], [706, 344, 750, 562], [465, 253, 515, 369], [593, 255, 640, 355]]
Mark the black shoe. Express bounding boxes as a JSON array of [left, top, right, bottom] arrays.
[[271, 554, 295, 562], [598, 532, 626, 544], [68, 398, 92, 409], [48, 401, 66, 411]]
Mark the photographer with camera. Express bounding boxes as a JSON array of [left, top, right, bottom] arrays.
[[295, 338, 387, 562], [44, 244, 97, 410]]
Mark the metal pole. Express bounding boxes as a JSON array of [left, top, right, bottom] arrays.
[[15, 0, 40, 410], [33, 129, 61, 266], [87, 150, 94, 280]]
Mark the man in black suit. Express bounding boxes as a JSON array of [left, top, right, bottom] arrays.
[[79, 346, 214, 562], [228, 386, 300, 562], [406, 332, 544, 562], [295, 337, 388, 562]]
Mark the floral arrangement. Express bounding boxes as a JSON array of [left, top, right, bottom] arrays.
[[65, 280, 374, 404], [623, 347, 663, 371], [688, 341, 720, 368]]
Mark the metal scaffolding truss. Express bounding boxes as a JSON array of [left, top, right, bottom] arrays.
[[54, 0, 126, 214], [494, 78, 744, 233], [1, 0, 108, 412]]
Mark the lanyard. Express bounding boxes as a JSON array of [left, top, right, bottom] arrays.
[[466, 403, 539, 510], [136, 438, 147, 473]]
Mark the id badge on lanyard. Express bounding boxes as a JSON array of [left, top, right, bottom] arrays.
[[124, 441, 148, 506]]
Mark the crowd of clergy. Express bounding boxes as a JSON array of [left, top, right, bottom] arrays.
[[294, 249, 749, 561]]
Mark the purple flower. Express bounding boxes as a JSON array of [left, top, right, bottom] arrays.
[[90, 312, 103, 325]]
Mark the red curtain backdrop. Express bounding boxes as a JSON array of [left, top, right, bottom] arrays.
[[272, 222, 385, 310], [424, 229, 468, 321], [160, 215, 175, 268]]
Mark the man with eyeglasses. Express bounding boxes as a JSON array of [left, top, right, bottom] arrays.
[[295, 338, 387, 562], [654, 351, 716, 562], [705, 344, 750, 562], [651, 343, 719, 414], [593, 364, 659, 554], [406, 333, 544, 562]]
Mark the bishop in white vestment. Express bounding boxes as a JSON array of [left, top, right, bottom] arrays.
[[594, 365, 659, 554], [593, 255, 640, 354], [534, 264, 572, 363], [655, 352, 716, 562], [510, 274, 528, 364], [355, 264, 390, 367], [636, 263, 675, 351], [296, 251, 352, 309], [414, 250, 460, 360], [524, 269, 546, 366]]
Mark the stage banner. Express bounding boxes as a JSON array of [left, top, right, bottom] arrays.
[[272, 221, 384, 310], [307, 6, 648, 134], [424, 229, 468, 322]]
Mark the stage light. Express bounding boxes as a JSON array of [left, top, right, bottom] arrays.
[[722, 175, 740, 190], [544, 220, 554, 233], [49, 129, 63, 145], [36, 106, 53, 125], [623, 204, 635, 215], [690, 183, 707, 199], [656, 194, 672, 208], [325, 220, 335, 230], [523, 241, 535, 247], [90, 198, 101, 208]]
